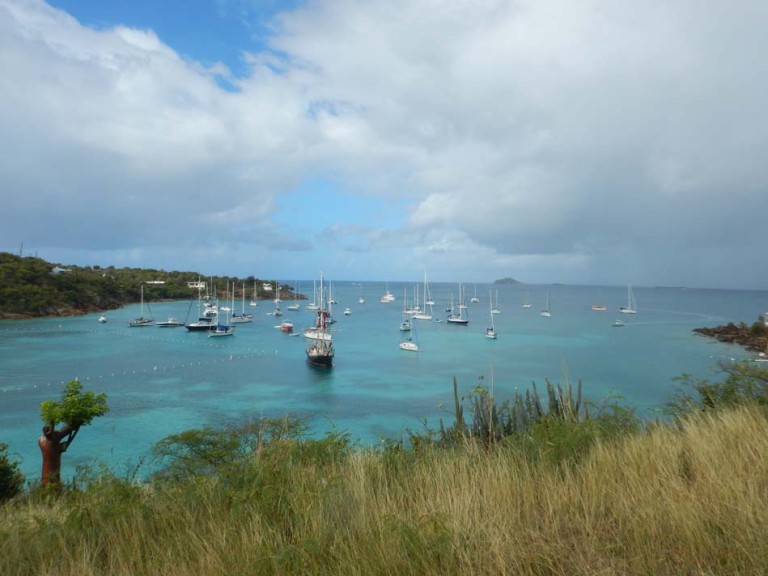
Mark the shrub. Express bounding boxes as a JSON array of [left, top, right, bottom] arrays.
[[667, 360, 768, 418], [0, 443, 25, 502]]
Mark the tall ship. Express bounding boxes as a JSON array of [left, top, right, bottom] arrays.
[[305, 273, 334, 367]]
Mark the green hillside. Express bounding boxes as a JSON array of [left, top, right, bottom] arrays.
[[0, 252, 287, 319]]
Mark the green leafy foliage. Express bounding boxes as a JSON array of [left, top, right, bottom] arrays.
[[0, 252, 292, 318], [40, 380, 109, 428], [750, 316, 767, 337], [151, 427, 243, 481], [0, 443, 24, 502], [668, 360, 768, 417]]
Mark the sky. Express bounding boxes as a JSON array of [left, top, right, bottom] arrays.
[[1, 0, 767, 289]]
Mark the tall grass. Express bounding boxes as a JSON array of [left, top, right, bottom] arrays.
[[3, 404, 768, 575]]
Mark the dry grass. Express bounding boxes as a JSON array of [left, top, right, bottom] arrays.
[[3, 407, 768, 575]]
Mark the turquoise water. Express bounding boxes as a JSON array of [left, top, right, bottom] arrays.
[[1, 282, 764, 480]]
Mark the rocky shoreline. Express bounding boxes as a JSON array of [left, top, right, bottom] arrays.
[[693, 322, 768, 354]]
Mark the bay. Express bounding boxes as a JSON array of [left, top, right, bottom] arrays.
[[1, 281, 764, 481]]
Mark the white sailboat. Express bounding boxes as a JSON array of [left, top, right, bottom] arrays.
[[129, 284, 154, 327], [491, 290, 502, 314], [306, 280, 319, 310], [272, 282, 283, 317], [286, 281, 301, 310], [358, 284, 365, 304], [540, 290, 551, 317], [208, 297, 235, 337], [470, 284, 480, 303], [231, 282, 254, 323], [399, 288, 412, 332], [521, 291, 531, 309], [619, 285, 637, 314], [185, 285, 218, 332], [413, 272, 433, 320], [458, 284, 468, 310], [447, 287, 469, 325], [380, 282, 395, 303], [399, 308, 420, 351], [485, 290, 497, 339], [249, 279, 259, 307]]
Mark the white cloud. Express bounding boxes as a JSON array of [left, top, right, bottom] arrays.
[[1, 0, 767, 288]]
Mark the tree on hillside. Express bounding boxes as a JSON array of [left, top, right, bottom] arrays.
[[38, 380, 109, 488]]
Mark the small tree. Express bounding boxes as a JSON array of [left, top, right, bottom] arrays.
[[38, 379, 109, 488], [0, 443, 24, 502]]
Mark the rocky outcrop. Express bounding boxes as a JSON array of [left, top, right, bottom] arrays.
[[693, 323, 768, 353]]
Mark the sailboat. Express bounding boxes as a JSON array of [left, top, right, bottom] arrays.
[[492, 290, 502, 314], [399, 314, 420, 352], [540, 290, 552, 317], [358, 284, 365, 304], [207, 283, 235, 337], [447, 287, 469, 325], [306, 280, 319, 310], [271, 281, 283, 317], [186, 286, 218, 331], [249, 279, 259, 307], [399, 288, 412, 332], [380, 282, 395, 303], [591, 290, 607, 311], [129, 284, 154, 327], [208, 302, 235, 337], [470, 284, 480, 303], [521, 292, 531, 309], [458, 284, 468, 310], [485, 290, 497, 339], [413, 272, 433, 320], [305, 273, 334, 366], [286, 281, 301, 310], [619, 285, 637, 314], [231, 282, 254, 323]]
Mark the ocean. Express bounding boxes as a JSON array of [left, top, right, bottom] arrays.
[[1, 281, 764, 481]]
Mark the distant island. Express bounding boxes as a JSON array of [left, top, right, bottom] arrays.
[[494, 277, 522, 285]]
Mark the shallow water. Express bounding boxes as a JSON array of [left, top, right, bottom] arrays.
[[1, 282, 764, 480]]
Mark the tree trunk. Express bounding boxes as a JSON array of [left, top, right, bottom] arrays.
[[38, 425, 66, 488]]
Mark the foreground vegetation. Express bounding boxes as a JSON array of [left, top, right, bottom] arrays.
[[2, 362, 768, 575], [0, 252, 294, 318]]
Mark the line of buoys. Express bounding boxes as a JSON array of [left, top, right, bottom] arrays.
[[0, 349, 284, 395]]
